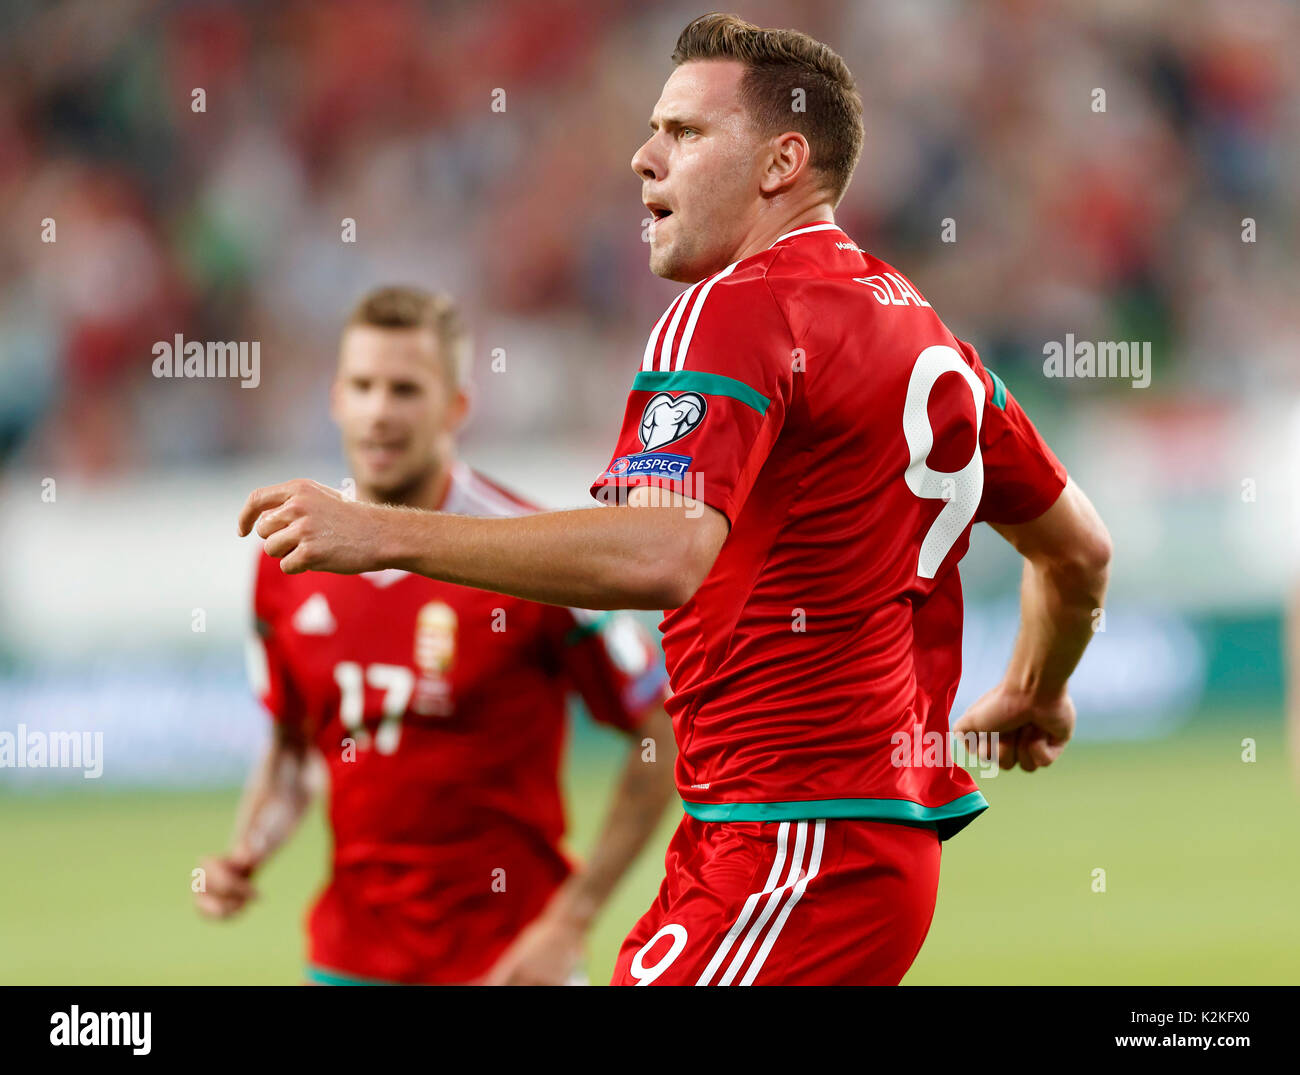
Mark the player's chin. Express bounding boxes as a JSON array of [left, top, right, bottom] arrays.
[[649, 248, 694, 284], [356, 465, 408, 500], [647, 246, 674, 279]]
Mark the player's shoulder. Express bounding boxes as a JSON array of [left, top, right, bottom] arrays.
[[665, 256, 781, 318], [693, 225, 932, 330], [251, 544, 304, 625], [845, 249, 937, 312], [764, 222, 868, 274], [641, 259, 788, 374], [642, 224, 876, 362], [253, 545, 288, 591], [759, 225, 932, 308]]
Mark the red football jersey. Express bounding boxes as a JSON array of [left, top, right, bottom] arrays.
[[591, 223, 1067, 838], [248, 461, 668, 984]]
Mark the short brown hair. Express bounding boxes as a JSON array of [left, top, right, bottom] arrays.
[[344, 285, 470, 387], [671, 13, 863, 206]]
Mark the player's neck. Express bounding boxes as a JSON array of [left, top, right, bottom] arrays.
[[730, 204, 837, 265]]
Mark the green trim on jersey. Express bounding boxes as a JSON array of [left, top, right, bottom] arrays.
[[632, 370, 770, 416], [304, 963, 398, 986], [681, 790, 989, 841], [305, 962, 589, 986], [988, 369, 1008, 410]]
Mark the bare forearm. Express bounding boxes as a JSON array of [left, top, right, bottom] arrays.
[[230, 739, 312, 868], [1004, 557, 1108, 700], [376, 505, 693, 610], [241, 479, 729, 605], [550, 708, 678, 928]]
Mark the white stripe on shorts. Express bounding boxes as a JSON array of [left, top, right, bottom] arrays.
[[739, 819, 825, 985], [696, 819, 826, 986], [695, 821, 791, 986], [717, 820, 812, 985]]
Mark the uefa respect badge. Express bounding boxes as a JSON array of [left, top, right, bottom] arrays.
[[603, 452, 693, 482]]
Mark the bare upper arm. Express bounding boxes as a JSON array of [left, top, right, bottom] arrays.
[[990, 477, 1113, 574], [626, 485, 730, 606]]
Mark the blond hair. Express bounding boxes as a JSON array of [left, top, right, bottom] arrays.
[[345, 285, 470, 387]]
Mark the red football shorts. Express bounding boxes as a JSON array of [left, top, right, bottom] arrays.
[[612, 814, 941, 986]]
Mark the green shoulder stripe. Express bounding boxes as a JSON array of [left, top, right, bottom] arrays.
[[632, 370, 770, 416], [987, 369, 1008, 410]]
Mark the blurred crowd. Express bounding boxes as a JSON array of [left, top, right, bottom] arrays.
[[1, 0, 1297, 477]]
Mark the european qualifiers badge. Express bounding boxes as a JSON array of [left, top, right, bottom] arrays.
[[639, 391, 706, 450], [413, 602, 457, 716]]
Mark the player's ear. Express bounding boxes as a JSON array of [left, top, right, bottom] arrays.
[[328, 376, 344, 425], [448, 384, 473, 432], [759, 131, 811, 195]]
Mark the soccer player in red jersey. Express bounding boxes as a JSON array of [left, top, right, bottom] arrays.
[[197, 286, 677, 986], [236, 15, 1113, 984]]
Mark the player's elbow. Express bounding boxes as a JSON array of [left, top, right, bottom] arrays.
[[1010, 481, 1113, 598], [630, 556, 703, 610], [1045, 520, 1113, 597], [1075, 511, 1113, 578], [622, 534, 714, 610], [656, 574, 701, 611], [618, 494, 728, 609], [1084, 524, 1114, 578]]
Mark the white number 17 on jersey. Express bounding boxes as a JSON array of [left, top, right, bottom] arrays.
[[333, 661, 414, 754]]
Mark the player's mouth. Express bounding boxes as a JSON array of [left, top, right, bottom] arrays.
[[359, 440, 407, 466], [645, 201, 674, 230]]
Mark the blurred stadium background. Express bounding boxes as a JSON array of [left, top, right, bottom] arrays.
[[1, 0, 1297, 984]]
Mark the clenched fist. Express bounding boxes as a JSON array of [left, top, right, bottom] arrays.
[[952, 681, 1075, 772], [238, 479, 389, 575], [194, 853, 258, 919]]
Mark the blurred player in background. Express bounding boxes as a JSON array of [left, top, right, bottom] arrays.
[[198, 286, 676, 986], [237, 15, 1112, 984]]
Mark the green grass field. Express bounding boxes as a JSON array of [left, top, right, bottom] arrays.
[[2, 713, 1297, 984]]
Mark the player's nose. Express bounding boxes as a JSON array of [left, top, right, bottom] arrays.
[[363, 390, 400, 425], [631, 137, 660, 181]]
